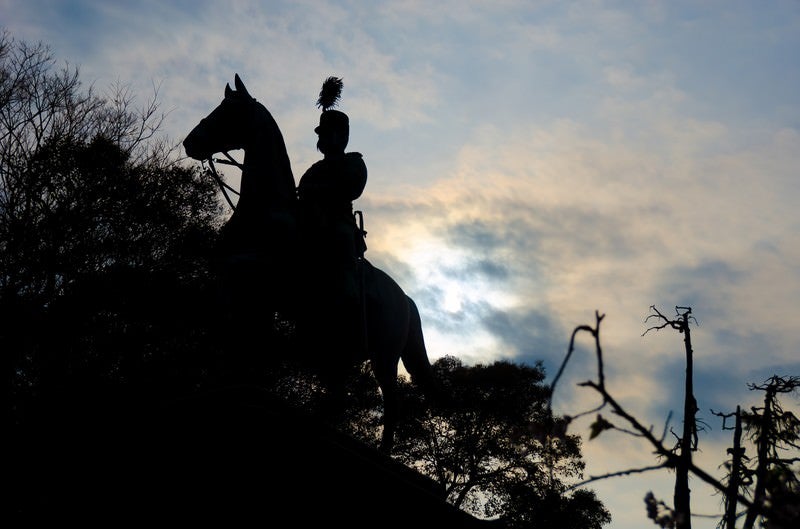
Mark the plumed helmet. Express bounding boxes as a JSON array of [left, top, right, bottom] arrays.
[[315, 76, 349, 135]]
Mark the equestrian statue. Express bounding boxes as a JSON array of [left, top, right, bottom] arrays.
[[183, 74, 440, 453]]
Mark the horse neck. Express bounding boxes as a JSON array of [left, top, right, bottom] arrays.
[[238, 105, 297, 212]]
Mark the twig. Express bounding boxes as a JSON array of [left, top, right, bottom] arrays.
[[567, 464, 665, 490]]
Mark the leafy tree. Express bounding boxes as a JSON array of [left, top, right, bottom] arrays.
[[504, 487, 610, 529], [389, 355, 610, 527], [0, 31, 220, 301], [0, 31, 225, 425]]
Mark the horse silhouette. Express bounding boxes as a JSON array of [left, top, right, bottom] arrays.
[[183, 74, 440, 452]]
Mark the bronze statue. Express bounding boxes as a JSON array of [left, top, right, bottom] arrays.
[[183, 74, 440, 452]]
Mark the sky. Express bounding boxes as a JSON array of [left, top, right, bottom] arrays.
[[4, 0, 800, 527]]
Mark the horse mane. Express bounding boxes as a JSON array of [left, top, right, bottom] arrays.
[[253, 100, 296, 203], [233, 97, 297, 211]]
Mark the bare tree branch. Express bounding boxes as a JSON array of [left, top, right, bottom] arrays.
[[550, 308, 759, 521], [567, 464, 666, 490]]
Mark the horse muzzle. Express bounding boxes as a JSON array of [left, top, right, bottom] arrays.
[[183, 132, 211, 161], [184, 120, 223, 161]]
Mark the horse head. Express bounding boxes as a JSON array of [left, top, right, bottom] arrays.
[[183, 73, 296, 217], [183, 74, 259, 161]]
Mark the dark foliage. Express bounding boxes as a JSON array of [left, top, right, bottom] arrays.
[[1, 32, 224, 427], [504, 488, 611, 529], [387, 356, 605, 526]]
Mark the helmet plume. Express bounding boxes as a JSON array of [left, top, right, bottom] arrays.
[[316, 76, 343, 111]]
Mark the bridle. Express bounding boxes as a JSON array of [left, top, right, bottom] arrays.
[[200, 92, 257, 213], [203, 151, 242, 211]]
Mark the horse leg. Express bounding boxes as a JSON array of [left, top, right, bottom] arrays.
[[373, 360, 399, 454]]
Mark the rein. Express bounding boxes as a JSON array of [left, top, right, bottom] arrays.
[[204, 152, 243, 211]]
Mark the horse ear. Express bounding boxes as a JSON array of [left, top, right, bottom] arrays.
[[225, 83, 232, 97], [234, 73, 250, 97]]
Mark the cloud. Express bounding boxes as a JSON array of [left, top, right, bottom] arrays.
[[361, 86, 800, 457], [4, 3, 799, 527]]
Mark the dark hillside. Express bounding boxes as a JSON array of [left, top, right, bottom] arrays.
[[11, 384, 498, 528]]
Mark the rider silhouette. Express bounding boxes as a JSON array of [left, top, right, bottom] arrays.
[[297, 77, 367, 354]]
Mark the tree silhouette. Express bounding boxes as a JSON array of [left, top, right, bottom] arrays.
[[504, 487, 610, 529], [549, 308, 799, 529], [1, 32, 224, 427], [644, 306, 699, 529], [739, 375, 800, 529], [388, 356, 610, 527]]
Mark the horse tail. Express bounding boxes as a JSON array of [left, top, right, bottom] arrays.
[[401, 296, 444, 402]]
